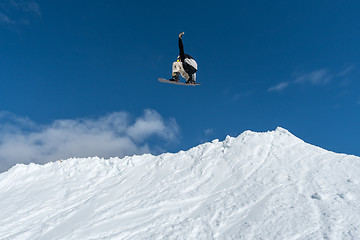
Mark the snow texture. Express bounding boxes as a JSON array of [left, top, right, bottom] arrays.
[[0, 127, 359, 239]]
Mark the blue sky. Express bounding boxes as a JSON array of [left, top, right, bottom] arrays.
[[1, 0, 360, 171]]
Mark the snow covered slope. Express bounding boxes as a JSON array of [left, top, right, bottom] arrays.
[[0, 127, 359, 239]]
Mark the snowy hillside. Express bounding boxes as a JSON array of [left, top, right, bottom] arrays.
[[0, 127, 359, 239]]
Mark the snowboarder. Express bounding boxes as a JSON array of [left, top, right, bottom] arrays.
[[169, 32, 198, 84]]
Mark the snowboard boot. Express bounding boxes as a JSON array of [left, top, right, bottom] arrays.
[[186, 76, 195, 84], [169, 72, 180, 82]]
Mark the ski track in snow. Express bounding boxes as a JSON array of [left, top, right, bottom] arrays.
[[0, 127, 359, 239]]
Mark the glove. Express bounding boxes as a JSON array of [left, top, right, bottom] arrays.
[[179, 32, 184, 39]]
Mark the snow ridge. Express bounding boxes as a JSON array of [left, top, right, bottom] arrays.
[[0, 128, 359, 239]]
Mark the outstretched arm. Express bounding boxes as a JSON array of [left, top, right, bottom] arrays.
[[178, 32, 185, 62]]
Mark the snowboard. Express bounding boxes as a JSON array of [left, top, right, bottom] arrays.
[[158, 78, 200, 86]]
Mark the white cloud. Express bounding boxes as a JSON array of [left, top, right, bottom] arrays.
[[270, 66, 356, 94], [337, 65, 354, 77], [268, 82, 290, 92], [269, 68, 334, 94], [197, 128, 216, 144], [0, 110, 180, 172], [127, 109, 179, 142], [204, 128, 214, 136], [0, 12, 14, 24], [17, 1, 41, 17], [0, 0, 40, 26], [232, 90, 254, 101], [294, 69, 333, 85]]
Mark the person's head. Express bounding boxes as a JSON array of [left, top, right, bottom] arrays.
[[177, 55, 180, 62]]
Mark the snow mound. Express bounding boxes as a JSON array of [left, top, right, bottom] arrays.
[[0, 128, 359, 239]]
